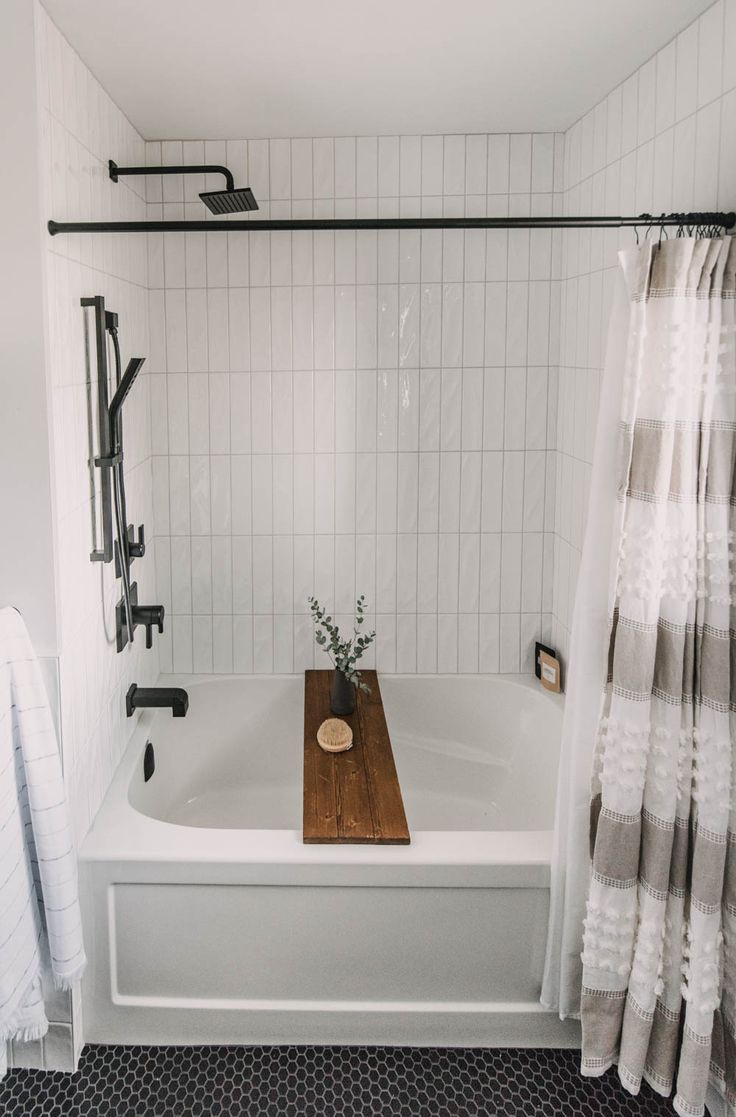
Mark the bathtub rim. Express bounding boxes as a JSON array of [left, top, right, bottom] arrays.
[[81, 672, 561, 889]]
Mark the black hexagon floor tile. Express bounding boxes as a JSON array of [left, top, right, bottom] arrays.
[[0, 1046, 677, 1116]]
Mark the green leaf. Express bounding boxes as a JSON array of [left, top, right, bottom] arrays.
[[309, 593, 374, 662]]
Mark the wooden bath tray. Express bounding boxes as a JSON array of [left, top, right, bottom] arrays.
[[303, 670, 410, 845]]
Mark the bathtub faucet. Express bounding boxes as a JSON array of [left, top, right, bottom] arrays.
[[126, 683, 189, 718]]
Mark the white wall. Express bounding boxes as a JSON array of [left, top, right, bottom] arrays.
[[145, 133, 563, 676], [5, 0, 160, 1073], [550, 0, 736, 662], [36, 0, 158, 848], [0, 0, 58, 657]]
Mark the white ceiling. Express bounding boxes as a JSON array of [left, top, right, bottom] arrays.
[[42, 0, 713, 140]]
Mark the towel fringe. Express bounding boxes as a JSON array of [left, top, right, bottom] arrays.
[[0, 1018, 48, 1045], [14, 1022, 48, 1045], [53, 958, 87, 992]]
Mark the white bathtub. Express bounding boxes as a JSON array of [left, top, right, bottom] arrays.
[[80, 673, 579, 1048]]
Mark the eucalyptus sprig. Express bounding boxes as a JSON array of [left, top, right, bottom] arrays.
[[308, 594, 376, 693]]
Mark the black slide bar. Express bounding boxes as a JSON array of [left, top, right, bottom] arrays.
[[48, 212, 736, 236]]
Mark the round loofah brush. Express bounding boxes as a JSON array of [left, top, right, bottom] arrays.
[[317, 718, 353, 753]]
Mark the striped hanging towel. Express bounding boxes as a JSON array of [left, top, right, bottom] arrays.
[[0, 607, 85, 1078]]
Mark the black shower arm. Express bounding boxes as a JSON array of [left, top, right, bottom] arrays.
[[109, 160, 235, 192]]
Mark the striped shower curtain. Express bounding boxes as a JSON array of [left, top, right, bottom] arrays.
[[580, 235, 736, 1117]]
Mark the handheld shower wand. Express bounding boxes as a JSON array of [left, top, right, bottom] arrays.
[[109, 356, 145, 446], [108, 347, 145, 644]]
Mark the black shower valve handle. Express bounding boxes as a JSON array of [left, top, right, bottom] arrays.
[[144, 609, 164, 650], [131, 603, 165, 649], [146, 616, 164, 652], [128, 523, 145, 559], [145, 606, 164, 650], [113, 524, 146, 579]]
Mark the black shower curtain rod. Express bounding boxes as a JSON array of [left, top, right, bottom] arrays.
[[47, 211, 735, 236]]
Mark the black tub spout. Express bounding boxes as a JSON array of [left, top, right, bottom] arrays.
[[126, 683, 189, 718]]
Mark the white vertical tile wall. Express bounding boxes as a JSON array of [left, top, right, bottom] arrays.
[[35, 0, 158, 844], [551, 0, 736, 664], [146, 131, 564, 675], [7, 3, 158, 1072]]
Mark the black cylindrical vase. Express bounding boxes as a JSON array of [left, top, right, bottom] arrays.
[[330, 669, 355, 716]]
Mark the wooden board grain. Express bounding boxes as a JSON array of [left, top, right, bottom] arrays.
[[303, 670, 410, 844]]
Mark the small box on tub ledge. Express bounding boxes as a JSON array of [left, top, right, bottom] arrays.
[[535, 641, 562, 693]]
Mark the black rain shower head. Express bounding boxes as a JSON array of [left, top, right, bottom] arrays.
[[199, 186, 259, 215], [109, 160, 259, 215]]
